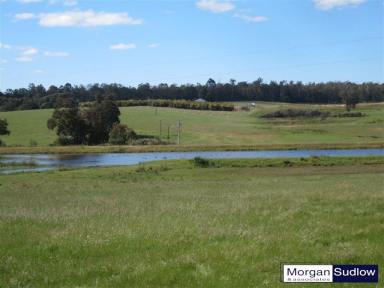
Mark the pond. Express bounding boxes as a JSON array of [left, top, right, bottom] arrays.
[[1, 149, 383, 174]]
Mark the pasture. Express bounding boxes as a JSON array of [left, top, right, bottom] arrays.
[[0, 102, 383, 148], [0, 158, 383, 287]]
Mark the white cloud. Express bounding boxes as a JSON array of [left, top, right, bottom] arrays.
[[148, 43, 160, 48], [17, 0, 43, 3], [234, 13, 268, 23], [0, 42, 12, 49], [63, 0, 77, 6], [0, 59, 7, 64], [16, 47, 38, 62], [110, 43, 136, 50], [44, 50, 70, 57], [314, 0, 365, 10], [196, 0, 235, 13], [14, 12, 36, 20], [37, 10, 143, 27], [16, 56, 33, 62], [48, 0, 76, 5], [22, 47, 38, 55]]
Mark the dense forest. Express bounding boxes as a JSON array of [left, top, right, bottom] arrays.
[[1, 79, 383, 111]]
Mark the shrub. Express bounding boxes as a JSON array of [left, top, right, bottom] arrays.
[[29, 139, 38, 147], [335, 112, 365, 117], [89, 99, 236, 112], [109, 123, 136, 145], [191, 157, 211, 168], [134, 165, 170, 173], [132, 137, 165, 146], [261, 109, 330, 119], [0, 118, 10, 135], [54, 135, 75, 146]]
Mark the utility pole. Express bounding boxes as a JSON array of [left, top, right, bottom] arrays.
[[177, 120, 182, 145], [167, 125, 170, 140]]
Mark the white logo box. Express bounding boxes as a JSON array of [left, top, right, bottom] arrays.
[[283, 265, 333, 283]]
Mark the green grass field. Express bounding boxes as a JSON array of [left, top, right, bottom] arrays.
[[0, 158, 383, 287], [0, 102, 383, 148]]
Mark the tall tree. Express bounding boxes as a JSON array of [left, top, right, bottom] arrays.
[[0, 119, 10, 135], [340, 83, 359, 111], [85, 98, 120, 144], [47, 105, 87, 145]]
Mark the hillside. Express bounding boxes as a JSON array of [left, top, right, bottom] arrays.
[[0, 102, 383, 149]]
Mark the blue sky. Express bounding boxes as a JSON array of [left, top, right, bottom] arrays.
[[0, 0, 382, 90]]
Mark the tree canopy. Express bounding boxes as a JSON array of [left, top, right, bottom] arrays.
[[1, 80, 383, 111], [47, 97, 122, 145], [0, 119, 10, 136]]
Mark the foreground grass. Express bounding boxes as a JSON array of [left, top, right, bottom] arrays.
[[0, 102, 383, 148], [1, 158, 383, 287]]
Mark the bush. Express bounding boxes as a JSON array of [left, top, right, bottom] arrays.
[[191, 157, 211, 168], [109, 123, 136, 145], [29, 139, 38, 147], [261, 109, 330, 119], [0, 118, 10, 135], [83, 99, 235, 112], [335, 112, 365, 117], [132, 137, 165, 146], [54, 135, 75, 146]]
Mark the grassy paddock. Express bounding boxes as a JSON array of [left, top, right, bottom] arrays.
[[0, 102, 383, 148], [0, 158, 383, 287], [191, 155, 384, 168]]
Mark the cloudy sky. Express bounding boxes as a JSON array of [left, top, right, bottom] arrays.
[[0, 0, 382, 89]]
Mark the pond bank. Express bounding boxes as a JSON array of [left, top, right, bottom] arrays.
[[1, 149, 383, 174], [0, 142, 383, 154]]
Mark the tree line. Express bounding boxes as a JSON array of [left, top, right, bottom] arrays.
[[1, 79, 383, 111], [83, 99, 235, 111]]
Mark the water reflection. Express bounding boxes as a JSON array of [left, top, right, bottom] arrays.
[[1, 149, 383, 174]]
